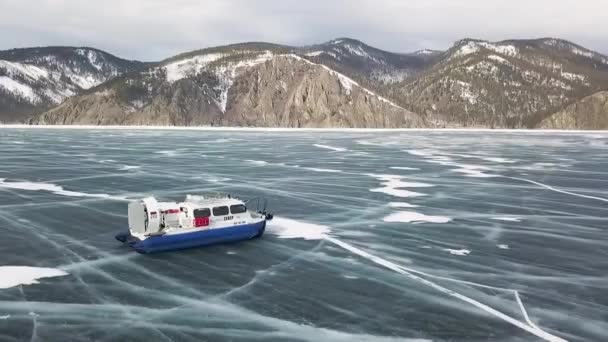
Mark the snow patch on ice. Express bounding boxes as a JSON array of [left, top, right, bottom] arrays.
[[452, 164, 496, 178], [482, 157, 517, 163], [0, 178, 127, 200], [155, 150, 178, 156], [492, 217, 522, 222], [389, 202, 419, 208], [369, 174, 432, 198], [407, 150, 498, 178], [0, 315, 9, 320], [384, 211, 452, 224], [245, 160, 268, 166], [304, 167, 343, 173], [444, 249, 471, 256], [207, 177, 231, 183], [390, 166, 420, 171], [497, 244, 510, 250], [119, 165, 140, 171], [0, 266, 68, 289], [267, 217, 330, 240], [313, 144, 347, 152]]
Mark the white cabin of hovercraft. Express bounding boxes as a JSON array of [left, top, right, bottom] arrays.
[[128, 195, 260, 237]]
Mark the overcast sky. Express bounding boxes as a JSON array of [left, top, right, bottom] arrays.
[[0, 0, 606, 61]]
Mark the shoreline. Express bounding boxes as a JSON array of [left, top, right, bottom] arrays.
[[0, 124, 606, 134]]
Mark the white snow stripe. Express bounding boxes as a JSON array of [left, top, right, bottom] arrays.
[[507, 176, 608, 203]]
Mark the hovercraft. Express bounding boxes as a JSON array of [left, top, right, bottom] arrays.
[[115, 195, 273, 253]]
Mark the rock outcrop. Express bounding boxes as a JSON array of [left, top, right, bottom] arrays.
[[538, 91, 608, 129]]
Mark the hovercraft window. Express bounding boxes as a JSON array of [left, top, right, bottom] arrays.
[[212, 206, 229, 216], [230, 204, 247, 214], [194, 208, 211, 218]]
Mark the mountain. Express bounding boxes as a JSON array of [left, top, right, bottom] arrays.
[[538, 90, 608, 129], [0, 47, 146, 122], [19, 37, 608, 129], [299, 38, 440, 87], [32, 44, 424, 127], [388, 38, 608, 127]]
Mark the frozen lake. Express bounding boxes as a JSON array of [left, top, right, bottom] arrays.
[[0, 128, 607, 341]]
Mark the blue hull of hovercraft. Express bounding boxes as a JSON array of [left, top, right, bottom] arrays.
[[115, 220, 266, 254]]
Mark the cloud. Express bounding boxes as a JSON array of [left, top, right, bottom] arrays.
[[0, 0, 606, 61]]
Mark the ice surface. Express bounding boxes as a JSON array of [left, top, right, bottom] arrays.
[[0, 129, 603, 342], [0, 266, 68, 289]]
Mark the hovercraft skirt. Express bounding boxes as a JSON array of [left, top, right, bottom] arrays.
[[116, 221, 266, 254]]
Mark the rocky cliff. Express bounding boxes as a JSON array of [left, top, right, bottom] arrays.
[[538, 91, 608, 129]]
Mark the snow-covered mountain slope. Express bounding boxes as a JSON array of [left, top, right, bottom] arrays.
[[20, 37, 608, 129], [33, 46, 424, 127], [388, 38, 608, 128], [299, 38, 440, 86], [0, 47, 146, 122]]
